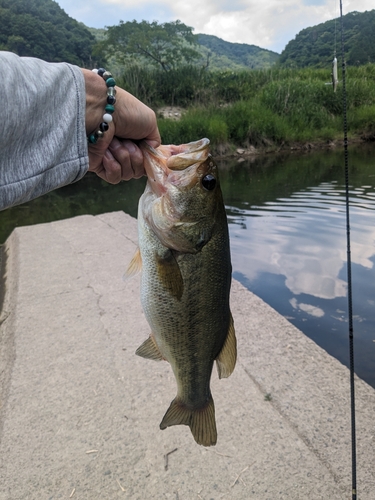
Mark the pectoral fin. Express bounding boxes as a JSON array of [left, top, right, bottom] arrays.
[[135, 335, 164, 361], [156, 250, 183, 301], [125, 248, 142, 277], [215, 313, 237, 379]]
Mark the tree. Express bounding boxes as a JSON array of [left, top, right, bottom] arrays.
[[0, 0, 97, 66], [101, 19, 201, 71], [279, 9, 375, 68]]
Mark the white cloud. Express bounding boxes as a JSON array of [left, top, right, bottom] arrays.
[[290, 298, 325, 318], [56, 0, 375, 53]]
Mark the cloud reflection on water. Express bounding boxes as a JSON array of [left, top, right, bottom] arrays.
[[290, 298, 325, 318], [228, 182, 375, 302]]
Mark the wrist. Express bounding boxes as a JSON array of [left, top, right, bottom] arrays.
[[82, 68, 118, 145], [82, 69, 108, 134]]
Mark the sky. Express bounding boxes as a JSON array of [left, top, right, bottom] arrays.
[[55, 0, 374, 54]]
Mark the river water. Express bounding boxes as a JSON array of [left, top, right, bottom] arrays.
[[1, 144, 374, 387]]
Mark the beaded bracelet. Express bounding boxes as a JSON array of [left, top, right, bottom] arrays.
[[88, 68, 117, 144]]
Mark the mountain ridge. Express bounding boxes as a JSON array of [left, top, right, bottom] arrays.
[[1, 0, 375, 71], [279, 9, 375, 67], [196, 33, 279, 70]]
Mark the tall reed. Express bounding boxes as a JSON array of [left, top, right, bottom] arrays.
[[119, 63, 375, 147]]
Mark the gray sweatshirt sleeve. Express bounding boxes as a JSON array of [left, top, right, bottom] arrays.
[[0, 52, 89, 210]]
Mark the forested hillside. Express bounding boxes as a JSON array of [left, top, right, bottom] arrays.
[[279, 10, 375, 68], [0, 0, 278, 71], [197, 34, 279, 70], [2, 0, 375, 73], [0, 0, 96, 66], [88, 26, 280, 71]]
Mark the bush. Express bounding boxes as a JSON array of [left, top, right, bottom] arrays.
[[347, 104, 375, 134], [137, 62, 375, 146]]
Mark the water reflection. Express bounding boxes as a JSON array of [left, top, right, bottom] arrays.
[[227, 178, 375, 316], [228, 182, 352, 301], [219, 145, 375, 387]]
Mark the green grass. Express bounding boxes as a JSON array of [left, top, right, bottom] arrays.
[[121, 63, 375, 148], [158, 91, 344, 148]]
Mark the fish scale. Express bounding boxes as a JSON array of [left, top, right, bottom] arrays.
[[128, 138, 237, 446]]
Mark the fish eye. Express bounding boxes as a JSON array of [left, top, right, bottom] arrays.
[[202, 174, 216, 191]]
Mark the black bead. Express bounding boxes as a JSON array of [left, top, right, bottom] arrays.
[[107, 95, 116, 105], [99, 122, 109, 132], [97, 68, 106, 77]]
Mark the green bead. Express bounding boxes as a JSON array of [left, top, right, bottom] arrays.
[[105, 104, 115, 114], [105, 77, 116, 87], [88, 133, 98, 144]]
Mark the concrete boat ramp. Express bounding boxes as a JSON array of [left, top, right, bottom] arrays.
[[0, 211, 374, 499]]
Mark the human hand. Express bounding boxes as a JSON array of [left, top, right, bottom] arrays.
[[82, 69, 161, 183]]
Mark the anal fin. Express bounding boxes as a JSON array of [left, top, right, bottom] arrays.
[[160, 395, 217, 447], [135, 335, 164, 361], [216, 312, 237, 379]]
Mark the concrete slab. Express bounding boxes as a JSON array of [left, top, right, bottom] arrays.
[[0, 211, 374, 499]]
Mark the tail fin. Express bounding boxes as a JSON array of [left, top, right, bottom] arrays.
[[159, 395, 217, 446]]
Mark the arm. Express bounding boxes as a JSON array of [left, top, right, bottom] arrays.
[[0, 53, 161, 210], [0, 52, 88, 210]]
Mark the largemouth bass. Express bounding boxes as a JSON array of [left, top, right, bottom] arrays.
[[128, 138, 236, 446]]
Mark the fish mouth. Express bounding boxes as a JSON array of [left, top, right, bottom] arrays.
[[140, 138, 210, 170], [139, 139, 212, 196]]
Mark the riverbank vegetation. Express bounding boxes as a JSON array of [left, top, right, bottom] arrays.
[[116, 63, 375, 153], [2, 0, 375, 152]]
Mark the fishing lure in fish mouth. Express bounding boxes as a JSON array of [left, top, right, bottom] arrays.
[[128, 138, 237, 446]]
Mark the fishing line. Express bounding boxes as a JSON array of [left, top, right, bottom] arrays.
[[334, 1, 337, 57], [339, 1, 357, 498]]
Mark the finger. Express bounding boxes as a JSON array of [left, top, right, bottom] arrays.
[[108, 138, 133, 181], [100, 149, 122, 184], [109, 138, 145, 180], [120, 140, 145, 179], [144, 139, 160, 149]]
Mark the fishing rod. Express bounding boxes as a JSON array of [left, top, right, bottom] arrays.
[[338, 1, 357, 498]]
